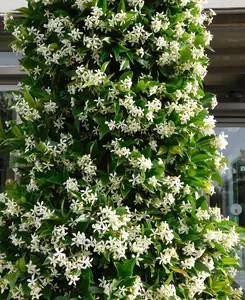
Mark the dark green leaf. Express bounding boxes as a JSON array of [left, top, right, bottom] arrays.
[[119, 71, 133, 81], [195, 261, 210, 273], [97, 0, 107, 13], [11, 125, 22, 137], [120, 186, 131, 199], [18, 256, 27, 273], [118, 0, 126, 12], [114, 258, 136, 279]]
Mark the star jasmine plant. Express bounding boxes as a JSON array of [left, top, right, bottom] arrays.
[[1, 0, 244, 299]]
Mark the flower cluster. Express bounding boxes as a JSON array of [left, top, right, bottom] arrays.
[[1, 0, 244, 299]]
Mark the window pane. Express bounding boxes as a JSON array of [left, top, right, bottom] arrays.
[[211, 127, 245, 289]]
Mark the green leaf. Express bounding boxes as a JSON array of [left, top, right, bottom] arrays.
[[211, 172, 222, 186], [100, 60, 110, 73], [18, 256, 27, 273], [182, 234, 201, 242], [97, 0, 107, 13], [53, 297, 70, 300], [93, 114, 106, 125], [50, 43, 60, 50], [42, 287, 52, 300], [201, 93, 215, 106], [221, 257, 239, 265], [47, 176, 63, 185], [11, 125, 22, 137], [114, 258, 136, 279], [113, 44, 130, 61], [169, 145, 182, 155], [214, 242, 228, 255], [87, 141, 99, 157], [157, 145, 168, 156], [38, 141, 46, 152], [80, 269, 94, 299], [4, 271, 20, 289], [136, 80, 147, 93], [120, 58, 130, 71], [196, 196, 208, 210], [16, 7, 32, 15], [99, 124, 110, 139], [165, 271, 173, 285], [119, 71, 133, 81], [24, 88, 36, 107], [116, 207, 129, 215], [104, 249, 111, 262], [118, 0, 126, 12], [119, 277, 137, 288], [120, 186, 131, 199], [187, 167, 196, 177], [195, 261, 210, 273], [170, 266, 189, 278], [0, 118, 6, 140], [142, 147, 152, 158]]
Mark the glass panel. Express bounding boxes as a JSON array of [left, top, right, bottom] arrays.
[[211, 127, 245, 289], [0, 90, 15, 191]]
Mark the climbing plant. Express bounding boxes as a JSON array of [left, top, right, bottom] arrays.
[[1, 0, 244, 299]]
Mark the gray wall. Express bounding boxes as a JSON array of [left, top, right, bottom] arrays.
[[204, 0, 245, 8], [0, 0, 244, 12]]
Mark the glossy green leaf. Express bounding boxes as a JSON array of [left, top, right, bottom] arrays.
[[157, 145, 168, 155], [24, 88, 36, 107], [118, 0, 126, 12], [18, 256, 27, 273], [97, 0, 107, 13], [169, 145, 182, 155], [100, 60, 110, 73], [114, 258, 136, 279]]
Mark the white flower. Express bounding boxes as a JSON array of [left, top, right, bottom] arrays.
[[44, 100, 58, 114], [154, 122, 175, 138], [196, 208, 210, 221], [120, 77, 133, 91], [200, 115, 216, 136], [183, 242, 197, 256], [181, 257, 196, 269], [136, 47, 144, 58], [108, 11, 127, 27], [148, 176, 160, 188], [214, 132, 228, 150], [138, 156, 153, 171], [130, 236, 152, 254], [155, 36, 168, 50], [156, 284, 176, 298], [71, 231, 88, 247], [64, 177, 79, 192], [157, 247, 178, 265], [203, 30, 213, 45], [151, 221, 174, 244], [211, 95, 218, 109], [151, 18, 162, 33], [127, 0, 144, 9]]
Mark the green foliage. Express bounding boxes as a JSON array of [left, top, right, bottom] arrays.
[[0, 0, 244, 299]]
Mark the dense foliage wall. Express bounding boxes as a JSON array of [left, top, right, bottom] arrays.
[[1, 0, 244, 299]]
